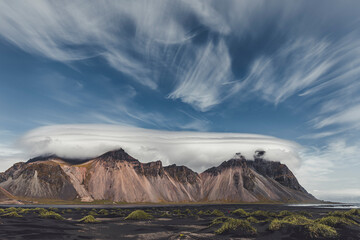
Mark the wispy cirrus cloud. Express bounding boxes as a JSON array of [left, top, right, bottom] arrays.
[[1, 0, 360, 116]]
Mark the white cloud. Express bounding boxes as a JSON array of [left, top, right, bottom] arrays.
[[168, 39, 234, 111], [314, 104, 360, 129], [16, 124, 301, 172], [0, 0, 234, 109], [235, 39, 333, 104], [295, 138, 360, 201]]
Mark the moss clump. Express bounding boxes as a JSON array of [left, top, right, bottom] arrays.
[[160, 212, 171, 218], [269, 219, 282, 231], [268, 215, 313, 231], [184, 209, 192, 216], [305, 223, 337, 239], [269, 215, 338, 239], [5, 207, 17, 212], [210, 209, 224, 217], [283, 215, 313, 225], [173, 209, 181, 215], [98, 209, 109, 215], [278, 210, 292, 217], [79, 215, 100, 223], [33, 208, 47, 214], [215, 218, 257, 236], [88, 210, 98, 216], [232, 208, 249, 217], [17, 208, 32, 214], [347, 208, 360, 216], [317, 216, 358, 227], [197, 210, 211, 216], [209, 216, 230, 227], [2, 211, 23, 218], [125, 210, 152, 220], [247, 216, 260, 224], [39, 211, 65, 220]]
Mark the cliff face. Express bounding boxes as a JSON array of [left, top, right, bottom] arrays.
[[0, 149, 316, 203]]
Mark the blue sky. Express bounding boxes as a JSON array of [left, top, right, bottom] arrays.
[[1, 0, 360, 202]]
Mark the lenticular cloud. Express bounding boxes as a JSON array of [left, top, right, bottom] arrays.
[[18, 124, 301, 172]]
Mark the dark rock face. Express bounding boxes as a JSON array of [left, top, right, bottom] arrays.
[[164, 165, 199, 184], [97, 148, 137, 162], [0, 162, 77, 200], [203, 155, 247, 176], [249, 159, 307, 193], [0, 162, 25, 182], [242, 170, 255, 191], [136, 161, 165, 177]]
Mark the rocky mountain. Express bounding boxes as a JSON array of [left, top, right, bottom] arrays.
[[0, 149, 316, 203]]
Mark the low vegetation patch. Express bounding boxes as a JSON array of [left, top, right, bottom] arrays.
[[278, 210, 292, 217], [305, 223, 337, 239], [125, 210, 152, 220], [79, 215, 100, 223], [98, 209, 109, 215], [210, 209, 224, 217], [2, 211, 23, 218], [231, 208, 249, 217], [32, 208, 47, 214], [17, 208, 32, 214], [215, 218, 257, 236], [209, 216, 230, 227], [317, 216, 358, 227], [88, 210, 98, 216], [247, 216, 260, 224], [269, 215, 338, 239], [160, 211, 171, 218], [269, 214, 313, 231], [39, 211, 65, 220]]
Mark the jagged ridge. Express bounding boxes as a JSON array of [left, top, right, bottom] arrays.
[[0, 148, 316, 203]]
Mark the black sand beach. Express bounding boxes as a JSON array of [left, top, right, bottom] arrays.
[[0, 204, 359, 239]]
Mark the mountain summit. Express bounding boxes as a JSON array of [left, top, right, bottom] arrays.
[[0, 149, 316, 203]]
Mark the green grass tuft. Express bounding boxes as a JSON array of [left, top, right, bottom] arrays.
[[210, 209, 224, 217], [268, 215, 313, 231], [2, 211, 22, 218], [88, 210, 98, 215], [278, 210, 292, 217], [269, 218, 282, 231], [39, 211, 65, 220], [305, 223, 337, 239], [160, 211, 171, 218], [5, 207, 17, 212], [215, 218, 257, 236], [125, 210, 152, 220], [98, 209, 109, 215], [317, 216, 358, 227], [247, 216, 260, 224], [209, 216, 230, 227], [232, 208, 249, 217], [79, 215, 100, 223]]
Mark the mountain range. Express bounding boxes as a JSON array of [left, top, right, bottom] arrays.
[[0, 149, 316, 204]]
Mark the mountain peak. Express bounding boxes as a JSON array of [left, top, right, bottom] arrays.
[[96, 148, 138, 162]]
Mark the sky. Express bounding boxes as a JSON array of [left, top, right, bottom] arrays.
[[0, 0, 360, 202]]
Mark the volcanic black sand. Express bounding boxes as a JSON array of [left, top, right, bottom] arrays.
[[0, 204, 359, 239]]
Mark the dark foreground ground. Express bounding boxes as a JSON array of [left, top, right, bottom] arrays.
[[0, 204, 359, 240]]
